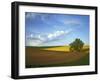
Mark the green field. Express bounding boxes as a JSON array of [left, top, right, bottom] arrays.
[[25, 45, 89, 68]]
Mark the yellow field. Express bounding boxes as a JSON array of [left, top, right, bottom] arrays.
[[43, 46, 70, 52], [43, 45, 89, 52]]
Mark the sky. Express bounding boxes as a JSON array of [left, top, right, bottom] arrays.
[[25, 12, 89, 46]]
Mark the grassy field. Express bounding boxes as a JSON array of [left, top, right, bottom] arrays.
[[25, 45, 89, 68]]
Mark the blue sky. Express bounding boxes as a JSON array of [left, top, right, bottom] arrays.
[[25, 12, 89, 46]]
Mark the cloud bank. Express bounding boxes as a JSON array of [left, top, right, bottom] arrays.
[[26, 30, 72, 46]]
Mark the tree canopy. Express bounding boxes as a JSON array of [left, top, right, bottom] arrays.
[[69, 38, 84, 52]]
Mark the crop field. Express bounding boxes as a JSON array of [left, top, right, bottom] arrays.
[[43, 46, 70, 52], [25, 46, 89, 68]]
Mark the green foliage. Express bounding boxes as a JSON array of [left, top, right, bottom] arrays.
[[69, 38, 84, 52]]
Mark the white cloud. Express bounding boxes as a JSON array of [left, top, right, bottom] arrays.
[[47, 30, 71, 40], [26, 39, 42, 46], [26, 34, 45, 46], [48, 34, 53, 39], [37, 35, 45, 41], [26, 30, 72, 46]]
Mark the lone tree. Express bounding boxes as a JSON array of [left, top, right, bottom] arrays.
[[69, 38, 84, 52]]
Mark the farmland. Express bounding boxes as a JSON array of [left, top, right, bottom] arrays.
[[43, 46, 70, 52], [25, 45, 89, 68]]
